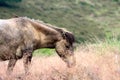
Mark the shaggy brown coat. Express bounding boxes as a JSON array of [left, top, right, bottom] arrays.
[[0, 17, 75, 75]]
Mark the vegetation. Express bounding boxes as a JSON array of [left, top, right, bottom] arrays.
[[33, 49, 55, 56]]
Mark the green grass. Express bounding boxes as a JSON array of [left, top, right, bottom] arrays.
[[33, 48, 55, 56]]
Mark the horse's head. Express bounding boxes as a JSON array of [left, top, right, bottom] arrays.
[[55, 31, 76, 68]]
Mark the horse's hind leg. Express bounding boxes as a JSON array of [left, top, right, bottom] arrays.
[[7, 59, 17, 75]]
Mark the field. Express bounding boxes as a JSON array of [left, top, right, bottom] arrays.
[[0, 0, 120, 80], [0, 40, 120, 80]]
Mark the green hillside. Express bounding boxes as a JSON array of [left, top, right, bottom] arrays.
[[0, 0, 120, 43]]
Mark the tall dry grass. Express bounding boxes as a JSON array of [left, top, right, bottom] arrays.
[[0, 43, 120, 80]]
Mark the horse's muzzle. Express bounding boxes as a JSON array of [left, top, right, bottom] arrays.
[[66, 55, 76, 68]]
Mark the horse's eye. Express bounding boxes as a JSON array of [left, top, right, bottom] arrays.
[[66, 45, 69, 49]]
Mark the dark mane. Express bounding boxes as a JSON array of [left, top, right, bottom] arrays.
[[55, 28, 75, 45], [64, 32, 75, 45]]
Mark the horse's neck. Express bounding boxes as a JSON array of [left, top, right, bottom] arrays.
[[29, 20, 60, 47]]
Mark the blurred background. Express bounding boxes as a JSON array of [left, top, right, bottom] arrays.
[[0, 0, 120, 44]]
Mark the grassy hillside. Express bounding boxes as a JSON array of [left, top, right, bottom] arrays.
[[0, 0, 120, 43]]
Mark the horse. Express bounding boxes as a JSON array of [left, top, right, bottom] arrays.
[[0, 17, 76, 75]]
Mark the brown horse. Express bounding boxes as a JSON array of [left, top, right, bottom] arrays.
[[0, 17, 76, 74]]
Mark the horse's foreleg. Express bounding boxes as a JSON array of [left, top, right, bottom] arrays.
[[7, 59, 17, 75], [23, 52, 32, 74]]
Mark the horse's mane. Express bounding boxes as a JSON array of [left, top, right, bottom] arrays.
[[20, 17, 75, 44]]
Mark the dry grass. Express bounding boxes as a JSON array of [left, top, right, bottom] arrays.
[[0, 45, 120, 80]]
